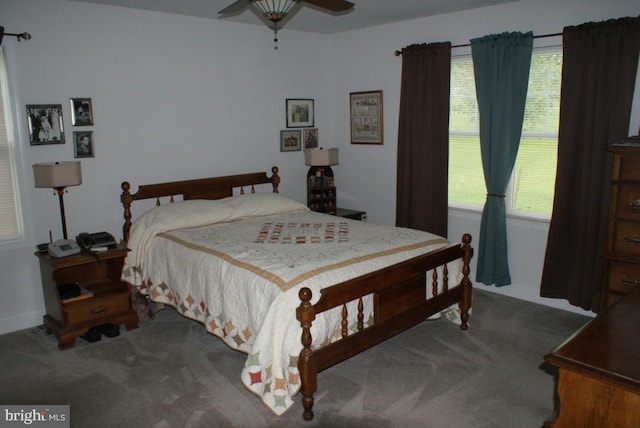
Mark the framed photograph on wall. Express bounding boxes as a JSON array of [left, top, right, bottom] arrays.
[[73, 131, 95, 158], [70, 98, 94, 126], [350, 90, 383, 145], [280, 129, 302, 152], [286, 99, 314, 128], [26, 104, 65, 145], [303, 128, 318, 149]]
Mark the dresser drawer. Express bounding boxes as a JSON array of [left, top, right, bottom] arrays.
[[612, 221, 640, 257], [606, 260, 640, 294], [614, 185, 640, 221], [616, 154, 640, 182], [64, 292, 130, 326]]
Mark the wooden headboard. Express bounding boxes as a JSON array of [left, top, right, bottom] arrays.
[[120, 166, 280, 242]]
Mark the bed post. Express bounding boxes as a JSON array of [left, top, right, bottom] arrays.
[[297, 287, 317, 421], [271, 166, 280, 193], [121, 181, 133, 242], [459, 233, 473, 331]]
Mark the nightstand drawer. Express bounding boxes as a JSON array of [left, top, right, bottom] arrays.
[[64, 292, 130, 326]]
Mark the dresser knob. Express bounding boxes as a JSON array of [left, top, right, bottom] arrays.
[[627, 199, 640, 210], [623, 235, 640, 245], [618, 275, 640, 286]]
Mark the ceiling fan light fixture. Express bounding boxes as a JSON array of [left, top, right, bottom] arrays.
[[250, 0, 300, 24], [249, 0, 300, 50]]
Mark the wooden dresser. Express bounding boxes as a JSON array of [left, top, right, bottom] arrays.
[[601, 137, 640, 311], [544, 287, 640, 427]]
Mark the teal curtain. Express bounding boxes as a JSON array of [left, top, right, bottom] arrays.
[[471, 32, 533, 286]]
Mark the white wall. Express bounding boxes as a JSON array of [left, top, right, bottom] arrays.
[[326, 0, 640, 316], [0, 0, 331, 333], [1, 0, 638, 333]]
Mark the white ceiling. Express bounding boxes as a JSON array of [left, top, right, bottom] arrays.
[[70, 0, 519, 34]]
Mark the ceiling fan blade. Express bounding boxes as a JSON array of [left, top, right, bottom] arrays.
[[302, 0, 355, 13], [218, 0, 251, 15]]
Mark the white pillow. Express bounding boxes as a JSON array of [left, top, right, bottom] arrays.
[[221, 192, 309, 218]]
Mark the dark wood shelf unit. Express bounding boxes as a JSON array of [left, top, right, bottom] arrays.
[[307, 166, 336, 214]]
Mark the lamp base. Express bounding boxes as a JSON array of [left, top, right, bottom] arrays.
[[54, 187, 69, 240], [306, 166, 336, 214]]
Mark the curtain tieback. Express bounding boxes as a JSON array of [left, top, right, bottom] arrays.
[[487, 193, 505, 198]]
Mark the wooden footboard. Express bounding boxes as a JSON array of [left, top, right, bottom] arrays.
[[296, 233, 473, 421]]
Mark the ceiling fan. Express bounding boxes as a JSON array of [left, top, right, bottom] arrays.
[[218, 0, 355, 49]]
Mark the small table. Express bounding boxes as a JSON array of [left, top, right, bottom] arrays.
[[544, 287, 640, 427], [334, 207, 367, 221], [36, 243, 138, 349]]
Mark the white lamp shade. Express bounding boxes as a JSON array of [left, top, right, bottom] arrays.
[[33, 161, 83, 188], [305, 148, 339, 166]]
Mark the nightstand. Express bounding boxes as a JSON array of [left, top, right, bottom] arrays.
[[335, 207, 367, 221], [36, 243, 138, 349]]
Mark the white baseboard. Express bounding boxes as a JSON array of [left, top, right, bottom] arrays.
[[0, 311, 43, 336], [475, 279, 594, 318]]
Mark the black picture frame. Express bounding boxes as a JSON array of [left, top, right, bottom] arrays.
[[286, 99, 314, 128]]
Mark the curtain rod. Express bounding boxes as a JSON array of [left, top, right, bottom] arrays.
[[5, 32, 32, 41], [394, 32, 562, 56], [0, 27, 32, 43]]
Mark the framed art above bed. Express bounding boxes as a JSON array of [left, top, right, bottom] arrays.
[[26, 104, 65, 145], [280, 129, 301, 151], [350, 90, 383, 145], [286, 99, 314, 128], [120, 167, 473, 420], [70, 98, 94, 126]]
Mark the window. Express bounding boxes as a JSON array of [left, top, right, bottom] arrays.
[[448, 47, 562, 219], [0, 47, 23, 241]]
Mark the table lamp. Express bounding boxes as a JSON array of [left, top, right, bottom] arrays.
[[33, 161, 83, 240], [305, 147, 339, 169]]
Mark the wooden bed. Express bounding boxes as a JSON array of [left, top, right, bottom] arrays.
[[120, 166, 473, 421]]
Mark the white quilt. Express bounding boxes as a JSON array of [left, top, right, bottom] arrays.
[[121, 193, 460, 415]]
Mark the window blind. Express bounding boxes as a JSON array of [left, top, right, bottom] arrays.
[[0, 47, 23, 241]]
